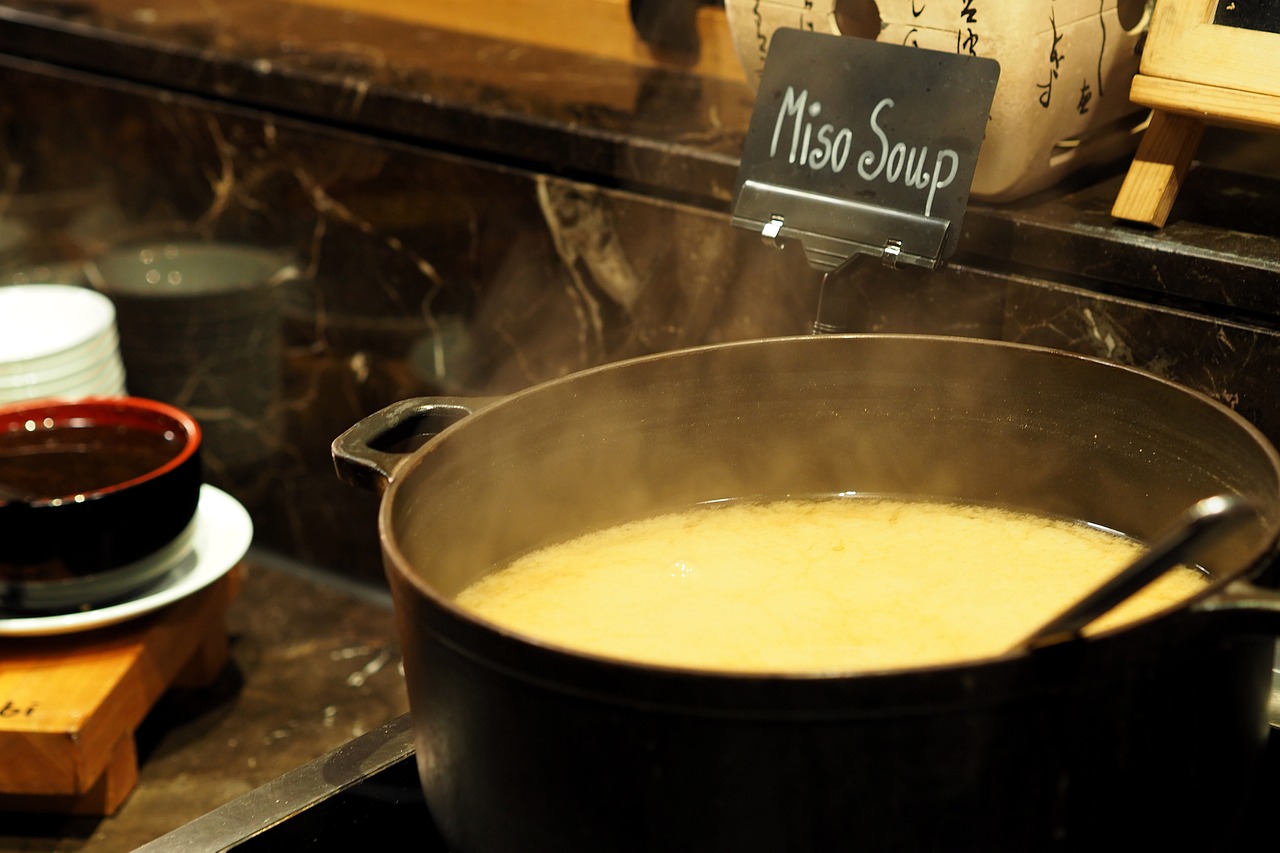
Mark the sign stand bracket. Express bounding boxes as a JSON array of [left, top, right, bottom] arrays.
[[732, 179, 953, 273], [732, 179, 954, 335]]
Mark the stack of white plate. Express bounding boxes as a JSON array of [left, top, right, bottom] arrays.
[[0, 284, 127, 404]]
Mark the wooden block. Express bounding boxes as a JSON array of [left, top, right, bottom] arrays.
[[0, 734, 138, 815], [172, 565, 241, 689], [0, 570, 239, 812], [1111, 108, 1206, 227]]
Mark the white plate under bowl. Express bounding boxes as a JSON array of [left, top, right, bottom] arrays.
[[0, 485, 252, 636], [0, 510, 199, 613]]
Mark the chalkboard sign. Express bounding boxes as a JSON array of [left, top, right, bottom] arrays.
[[731, 29, 999, 270], [1112, 0, 1280, 226], [1213, 0, 1280, 33]]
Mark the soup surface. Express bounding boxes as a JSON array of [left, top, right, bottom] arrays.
[[455, 498, 1211, 673]]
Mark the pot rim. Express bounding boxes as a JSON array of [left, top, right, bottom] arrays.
[[373, 333, 1280, 683]]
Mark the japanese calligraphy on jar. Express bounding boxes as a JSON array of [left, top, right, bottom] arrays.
[[724, 0, 1153, 201]]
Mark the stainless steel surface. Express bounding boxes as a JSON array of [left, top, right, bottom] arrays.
[[134, 716, 416, 852], [1273, 646, 1280, 729], [732, 179, 950, 270]]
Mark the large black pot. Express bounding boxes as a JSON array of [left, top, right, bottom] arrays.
[[334, 335, 1280, 852]]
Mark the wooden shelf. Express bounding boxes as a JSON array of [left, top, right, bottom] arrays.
[[289, 0, 746, 81]]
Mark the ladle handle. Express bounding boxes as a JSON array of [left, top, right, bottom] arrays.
[[1018, 494, 1259, 652]]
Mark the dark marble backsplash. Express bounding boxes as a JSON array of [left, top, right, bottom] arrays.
[[0, 57, 823, 582], [2, 2, 1280, 586]]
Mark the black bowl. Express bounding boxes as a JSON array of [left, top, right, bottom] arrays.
[[0, 396, 202, 612]]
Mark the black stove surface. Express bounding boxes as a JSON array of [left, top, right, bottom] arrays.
[[226, 754, 442, 852], [141, 714, 1280, 852]]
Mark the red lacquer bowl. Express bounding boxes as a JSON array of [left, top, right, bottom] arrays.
[[0, 396, 202, 612]]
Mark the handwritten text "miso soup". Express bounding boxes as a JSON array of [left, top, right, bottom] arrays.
[[769, 87, 961, 217]]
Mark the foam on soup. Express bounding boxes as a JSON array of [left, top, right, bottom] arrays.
[[455, 497, 1210, 673]]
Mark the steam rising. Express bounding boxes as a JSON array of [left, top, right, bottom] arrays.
[[385, 336, 1280, 600]]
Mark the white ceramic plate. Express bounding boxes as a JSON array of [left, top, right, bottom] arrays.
[[1, 511, 199, 612], [0, 328, 118, 383], [0, 356, 127, 403], [0, 285, 117, 367], [0, 485, 252, 636]]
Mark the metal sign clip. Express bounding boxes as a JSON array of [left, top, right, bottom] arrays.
[[731, 179, 951, 272]]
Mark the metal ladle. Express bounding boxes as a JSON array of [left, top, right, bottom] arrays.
[[1017, 494, 1261, 652]]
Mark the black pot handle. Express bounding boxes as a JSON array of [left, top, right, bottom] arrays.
[[332, 396, 501, 494], [1194, 579, 1280, 633]]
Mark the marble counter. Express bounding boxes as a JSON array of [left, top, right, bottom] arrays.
[[0, 555, 409, 851], [0, 0, 1278, 587]]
